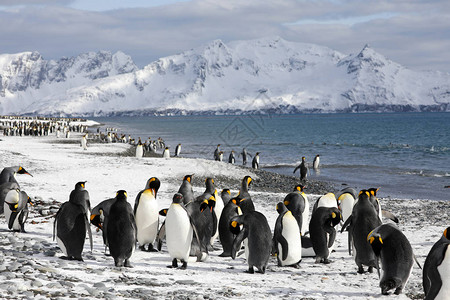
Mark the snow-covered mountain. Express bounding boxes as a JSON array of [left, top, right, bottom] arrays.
[[1, 37, 449, 116]]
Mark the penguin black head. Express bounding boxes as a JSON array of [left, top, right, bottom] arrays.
[[159, 208, 168, 216], [172, 193, 184, 204], [90, 213, 102, 229], [293, 184, 305, 192], [200, 199, 209, 212], [444, 227, 450, 240], [302, 156, 306, 161], [330, 208, 342, 227], [146, 177, 161, 197], [17, 166, 32, 177], [243, 176, 253, 188], [207, 195, 216, 210], [358, 190, 371, 201], [276, 202, 288, 215], [367, 231, 383, 256], [75, 181, 87, 189], [115, 190, 127, 200], [368, 188, 379, 197], [229, 217, 242, 235], [221, 189, 230, 196], [231, 197, 240, 206], [183, 174, 193, 183]]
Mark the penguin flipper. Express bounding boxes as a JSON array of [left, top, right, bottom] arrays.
[[381, 210, 399, 223], [325, 226, 336, 248], [375, 256, 381, 278], [156, 220, 166, 251], [341, 215, 352, 233], [85, 215, 93, 252], [424, 245, 447, 300], [278, 235, 289, 261], [231, 228, 248, 260], [8, 211, 18, 230], [133, 191, 143, 215]]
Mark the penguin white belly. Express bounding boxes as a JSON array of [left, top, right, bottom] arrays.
[[244, 239, 249, 260], [339, 194, 355, 223], [210, 194, 224, 245], [3, 203, 13, 228], [166, 204, 192, 261], [54, 224, 68, 256], [135, 197, 159, 245], [163, 150, 170, 158], [81, 137, 87, 150], [313, 158, 320, 169], [318, 193, 337, 208], [135, 145, 143, 158], [279, 212, 302, 266], [435, 246, 450, 300], [301, 193, 309, 235]]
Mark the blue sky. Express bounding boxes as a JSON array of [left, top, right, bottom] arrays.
[[0, 0, 449, 72]]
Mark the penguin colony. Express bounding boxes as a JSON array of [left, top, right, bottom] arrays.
[[2, 158, 448, 298], [0, 116, 447, 298]]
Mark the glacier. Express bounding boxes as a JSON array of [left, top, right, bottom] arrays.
[[0, 37, 449, 116]]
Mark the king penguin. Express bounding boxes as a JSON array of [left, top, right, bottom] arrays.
[[178, 174, 195, 204], [228, 151, 235, 164], [90, 197, 115, 253], [252, 152, 260, 169], [136, 139, 144, 158], [134, 177, 161, 252], [214, 144, 221, 161], [313, 154, 320, 170], [162, 147, 170, 158], [175, 143, 181, 157], [230, 210, 272, 274], [273, 202, 302, 267], [218, 197, 242, 257], [423, 226, 450, 300], [166, 193, 202, 269], [368, 223, 418, 295], [293, 157, 308, 181], [235, 176, 255, 214], [309, 206, 341, 263], [0, 166, 32, 214], [106, 190, 137, 267], [283, 184, 308, 235], [54, 182, 93, 261], [4, 189, 32, 232], [341, 189, 382, 273], [81, 134, 88, 150]]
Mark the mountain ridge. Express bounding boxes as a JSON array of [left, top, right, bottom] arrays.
[[1, 37, 449, 116]]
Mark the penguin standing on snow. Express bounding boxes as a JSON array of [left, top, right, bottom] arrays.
[[218, 197, 242, 257], [174, 143, 181, 157], [0, 166, 32, 214], [178, 174, 195, 204], [106, 190, 137, 267], [81, 134, 88, 150], [214, 144, 221, 161], [134, 177, 161, 252], [293, 157, 308, 181], [423, 227, 450, 300], [136, 139, 144, 158], [309, 206, 341, 264], [273, 202, 302, 267], [54, 182, 93, 261], [235, 176, 255, 214], [166, 193, 202, 269], [283, 184, 307, 235], [368, 223, 418, 295], [221, 189, 232, 205], [230, 210, 272, 274], [240, 148, 252, 166], [162, 147, 170, 158], [252, 152, 260, 169], [90, 198, 115, 253], [341, 190, 382, 273], [228, 151, 236, 164], [4, 189, 32, 232]]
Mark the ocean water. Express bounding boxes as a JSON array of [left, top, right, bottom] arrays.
[[92, 113, 450, 201]]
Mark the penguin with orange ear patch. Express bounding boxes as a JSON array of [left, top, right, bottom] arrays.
[[309, 206, 341, 264], [230, 210, 272, 274], [368, 223, 418, 295], [218, 197, 242, 257]]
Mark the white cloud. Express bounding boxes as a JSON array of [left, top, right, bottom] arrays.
[[0, 0, 449, 72]]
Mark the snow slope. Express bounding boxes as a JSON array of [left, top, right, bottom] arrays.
[[1, 37, 449, 116]]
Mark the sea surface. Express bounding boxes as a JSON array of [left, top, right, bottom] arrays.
[[92, 113, 450, 201]]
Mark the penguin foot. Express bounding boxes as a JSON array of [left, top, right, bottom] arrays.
[[368, 266, 373, 273], [179, 260, 187, 270], [394, 287, 402, 295], [357, 266, 365, 274], [147, 244, 158, 252], [245, 267, 255, 274], [218, 252, 231, 257], [321, 259, 331, 264], [124, 259, 133, 268], [139, 245, 146, 251], [168, 258, 178, 268]]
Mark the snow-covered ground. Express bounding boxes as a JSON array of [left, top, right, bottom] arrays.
[[0, 128, 447, 299]]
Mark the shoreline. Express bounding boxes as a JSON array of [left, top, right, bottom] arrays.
[[0, 125, 448, 299]]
